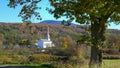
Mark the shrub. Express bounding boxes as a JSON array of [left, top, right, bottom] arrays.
[[0, 57, 12, 64], [103, 55, 120, 59], [52, 47, 75, 57], [30, 54, 52, 64], [40, 64, 54, 68], [52, 62, 79, 68], [12, 55, 29, 64], [65, 63, 73, 68]]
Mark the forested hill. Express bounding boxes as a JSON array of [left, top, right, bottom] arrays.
[[0, 23, 120, 46], [107, 29, 120, 34], [0, 23, 86, 45]]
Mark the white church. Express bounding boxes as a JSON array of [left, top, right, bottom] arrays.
[[38, 27, 54, 48]]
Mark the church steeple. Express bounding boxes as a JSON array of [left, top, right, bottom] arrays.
[[46, 27, 50, 41]]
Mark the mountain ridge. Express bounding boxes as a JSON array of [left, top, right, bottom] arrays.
[[40, 20, 79, 25]]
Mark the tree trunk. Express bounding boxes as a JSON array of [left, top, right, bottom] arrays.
[[89, 18, 106, 68], [89, 46, 102, 68]]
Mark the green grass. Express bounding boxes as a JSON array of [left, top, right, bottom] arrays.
[[0, 64, 54, 68], [0, 60, 120, 68], [102, 59, 120, 68], [79, 59, 120, 68], [0, 64, 41, 66]]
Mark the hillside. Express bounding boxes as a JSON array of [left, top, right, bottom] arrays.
[[0, 23, 120, 56], [0, 23, 86, 45], [0, 23, 120, 49]]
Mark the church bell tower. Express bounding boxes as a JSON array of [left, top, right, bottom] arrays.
[[46, 27, 50, 41]]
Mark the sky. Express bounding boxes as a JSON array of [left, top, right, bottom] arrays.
[[0, 0, 120, 30]]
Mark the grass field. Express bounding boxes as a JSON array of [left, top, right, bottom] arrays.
[[102, 59, 120, 68], [0, 64, 53, 68], [0, 59, 120, 68], [80, 59, 120, 68]]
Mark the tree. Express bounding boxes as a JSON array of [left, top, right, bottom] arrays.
[[105, 34, 120, 54], [62, 38, 67, 48], [7, 0, 120, 68], [0, 34, 4, 45], [8, 0, 41, 22], [48, 0, 120, 68]]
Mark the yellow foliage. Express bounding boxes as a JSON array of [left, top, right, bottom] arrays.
[[33, 40, 38, 43], [62, 38, 67, 48], [0, 57, 12, 64], [76, 48, 84, 60], [65, 63, 72, 68], [60, 36, 75, 49], [31, 54, 52, 63]]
